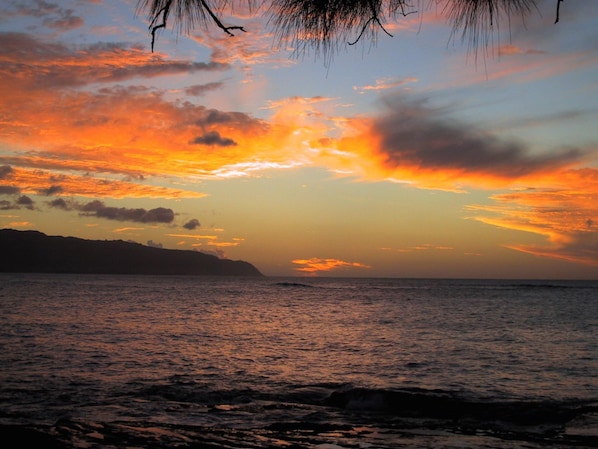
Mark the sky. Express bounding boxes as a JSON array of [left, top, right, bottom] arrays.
[[0, 0, 597, 279]]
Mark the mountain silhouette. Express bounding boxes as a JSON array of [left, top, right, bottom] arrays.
[[0, 229, 262, 276]]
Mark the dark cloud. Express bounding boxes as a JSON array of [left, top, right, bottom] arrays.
[[79, 200, 175, 224], [190, 131, 237, 147], [39, 185, 63, 196], [205, 110, 237, 125], [185, 82, 224, 96], [0, 200, 12, 210], [0, 185, 20, 195], [373, 94, 586, 177], [47, 198, 181, 225], [17, 195, 34, 210], [143, 207, 176, 223], [48, 198, 70, 210], [196, 109, 256, 127], [0, 165, 13, 179], [183, 218, 201, 230], [80, 199, 104, 213]]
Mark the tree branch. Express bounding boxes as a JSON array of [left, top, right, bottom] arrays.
[[554, 0, 564, 24], [348, 16, 392, 46], [199, 0, 246, 36], [348, 1, 416, 46], [149, 0, 171, 52]]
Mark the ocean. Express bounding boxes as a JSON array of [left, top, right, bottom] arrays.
[[1, 273, 596, 448]]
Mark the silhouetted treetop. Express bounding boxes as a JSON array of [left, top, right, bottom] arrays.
[[137, 1, 566, 55]]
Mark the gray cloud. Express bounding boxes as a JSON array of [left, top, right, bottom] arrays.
[[48, 198, 70, 209], [0, 190, 32, 208], [17, 195, 34, 210], [373, 94, 587, 177], [6, 0, 61, 18], [39, 185, 63, 196], [0, 165, 13, 179], [43, 9, 84, 30], [195, 108, 264, 129], [0, 185, 20, 195], [79, 200, 175, 223], [183, 218, 201, 230], [190, 131, 237, 147], [47, 198, 176, 224], [203, 109, 238, 125], [185, 82, 224, 96]]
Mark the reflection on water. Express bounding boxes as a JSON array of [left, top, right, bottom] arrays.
[[1, 274, 597, 448]]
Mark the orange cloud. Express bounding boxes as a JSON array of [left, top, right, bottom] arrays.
[[1, 167, 204, 199], [292, 257, 371, 274], [466, 168, 598, 266], [5, 31, 591, 198], [354, 77, 418, 94], [498, 44, 523, 56], [5, 221, 32, 228], [167, 234, 218, 240], [207, 240, 242, 247], [397, 244, 454, 252], [166, 233, 242, 252], [0, 34, 341, 196]]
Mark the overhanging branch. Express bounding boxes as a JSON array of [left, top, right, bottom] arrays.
[[199, 0, 246, 36], [146, 0, 246, 52], [554, 0, 564, 24], [149, 0, 171, 52]]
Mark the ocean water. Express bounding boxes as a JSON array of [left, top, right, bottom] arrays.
[[1, 273, 597, 448]]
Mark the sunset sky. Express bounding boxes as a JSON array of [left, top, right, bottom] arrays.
[[1, 0, 596, 278]]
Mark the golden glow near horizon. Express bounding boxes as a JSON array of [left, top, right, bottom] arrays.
[[0, 1, 596, 278]]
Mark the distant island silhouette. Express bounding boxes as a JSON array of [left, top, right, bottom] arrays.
[[0, 229, 263, 276]]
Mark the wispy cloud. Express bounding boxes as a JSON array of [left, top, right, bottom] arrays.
[[396, 244, 454, 253], [466, 168, 598, 266], [5, 0, 84, 32], [354, 77, 418, 94], [0, 33, 227, 90], [0, 166, 203, 199], [292, 257, 371, 274]]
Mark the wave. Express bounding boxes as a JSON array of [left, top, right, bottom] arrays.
[[322, 385, 597, 425], [4, 383, 597, 449], [512, 282, 597, 290], [273, 281, 318, 288], [135, 380, 597, 429]]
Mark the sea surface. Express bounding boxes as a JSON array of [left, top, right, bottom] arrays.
[[1, 274, 597, 448]]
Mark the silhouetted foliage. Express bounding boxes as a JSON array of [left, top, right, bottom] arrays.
[[137, 0, 565, 56]]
